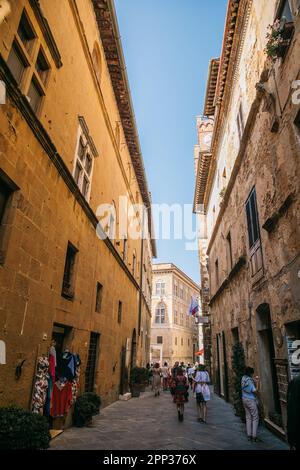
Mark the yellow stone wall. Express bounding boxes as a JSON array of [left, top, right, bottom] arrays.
[[0, 0, 153, 409]]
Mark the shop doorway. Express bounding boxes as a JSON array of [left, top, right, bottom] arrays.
[[52, 323, 73, 355], [256, 304, 281, 420]]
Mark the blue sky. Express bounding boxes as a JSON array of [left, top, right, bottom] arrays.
[[114, 0, 227, 284]]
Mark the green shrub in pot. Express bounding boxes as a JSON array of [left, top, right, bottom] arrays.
[[74, 392, 101, 427]]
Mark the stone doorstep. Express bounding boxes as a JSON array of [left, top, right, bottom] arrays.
[[264, 418, 287, 442], [119, 393, 132, 401], [49, 429, 64, 440]]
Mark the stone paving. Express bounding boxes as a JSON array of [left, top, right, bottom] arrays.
[[50, 388, 288, 450]]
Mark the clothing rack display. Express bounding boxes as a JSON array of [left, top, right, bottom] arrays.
[[31, 344, 81, 424]]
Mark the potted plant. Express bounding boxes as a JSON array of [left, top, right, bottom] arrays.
[[74, 392, 101, 427], [231, 342, 246, 422], [130, 367, 144, 397], [139, 367, 149, 392], [265, 18, 294, 62]]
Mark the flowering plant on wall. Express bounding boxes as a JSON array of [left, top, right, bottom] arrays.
[[265, 18, 294, 61], [265, 19, 285, 61]]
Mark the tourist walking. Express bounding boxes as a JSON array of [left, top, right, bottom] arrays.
[[187, 363, 195, 389], [171, 367, 189, 422], [171, 361, 180, 378], [241, 367, 259, 442], [287, 371, 300, 450], [193, 364, 210, 423], [146, 363, 152, 386], [152, 363, 162, 397], [161, 362, 170, 391]]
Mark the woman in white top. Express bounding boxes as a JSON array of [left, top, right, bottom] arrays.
[[161, 362, 170, 391], [152, 363, 162, 397], [193, 365, 210, 423]]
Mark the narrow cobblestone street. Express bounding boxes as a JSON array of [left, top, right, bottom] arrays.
[[51, 390, 288, 450]]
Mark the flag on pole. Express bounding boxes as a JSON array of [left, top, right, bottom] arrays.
[[195, 349, 204, 356], [189, 297, 199, 317]]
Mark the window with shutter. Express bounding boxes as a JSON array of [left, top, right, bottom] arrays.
[[245, 189, 264, 282]]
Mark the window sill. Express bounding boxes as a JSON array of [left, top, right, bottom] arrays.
[[262, 193, 294, 233], [61, 289, 74, 301]]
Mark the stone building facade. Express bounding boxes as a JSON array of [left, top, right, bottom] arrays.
[[150, 263, 200, 366], [0, 0, 156, 411], [194, 0, 300, 436], [193, 115, 215, 373]]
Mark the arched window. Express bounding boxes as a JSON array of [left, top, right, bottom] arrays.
[[155, 303, 165, 324], [92, 41, 102, 84]]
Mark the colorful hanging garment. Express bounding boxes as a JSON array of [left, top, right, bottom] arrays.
[[48, 346, 56, 382], [50, 379, 73, 417], [32, 356, 49, 414]]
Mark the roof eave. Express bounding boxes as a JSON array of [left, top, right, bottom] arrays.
[[92, 0, 157, 258]]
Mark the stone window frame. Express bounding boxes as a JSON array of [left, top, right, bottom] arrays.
[[180, 309, 184, 326], [61, 241, 78, 301], [215, 259, 219, 290], [174, 309, 178, 325], [155, 302, 167, 324], [73, 117, 98, 203], [236, 102, 245, 143], [173, 279, 178, 297], [226, 230, 233, 274], [6, 8, 52, 116], [122, 238, 128, 262], [179, 284, 183, 299], [0, 169, 19, 266], [117, 301, 122, 324], [95, 282, 103, 313], [245, 187, 264, 283], [156, 279, 165, 296], [184, 286, 188, 301]]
